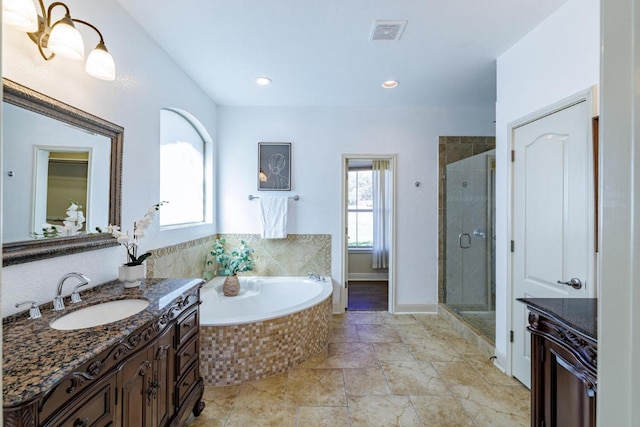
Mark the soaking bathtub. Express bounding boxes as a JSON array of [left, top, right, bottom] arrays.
[[198, 276, 333, 385]]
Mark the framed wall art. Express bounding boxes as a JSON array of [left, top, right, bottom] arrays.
[[258, 142, 291, 191]]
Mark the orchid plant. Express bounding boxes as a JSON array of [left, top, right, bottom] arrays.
[[107, 202, 167, 266], [34, 201, 85, 238], [208, 239, 255, 276]]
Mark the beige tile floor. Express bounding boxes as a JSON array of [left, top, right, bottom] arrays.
[[184, 312, 530, 427]]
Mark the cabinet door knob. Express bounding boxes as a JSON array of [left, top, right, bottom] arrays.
[[74, 418, 89, 427]]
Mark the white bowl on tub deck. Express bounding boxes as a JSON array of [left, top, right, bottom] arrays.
[[200, 276, 332, 326]]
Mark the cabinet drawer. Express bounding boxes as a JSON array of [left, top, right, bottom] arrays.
[[177, 308, 198, 347], [176, 363, 199, 406], [177, 335, 199, 377], [44, 375, 116, 427]]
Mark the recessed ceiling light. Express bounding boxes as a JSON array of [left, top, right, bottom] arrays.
[[256, 77, 272, 86], [382, 80, 399, 89]]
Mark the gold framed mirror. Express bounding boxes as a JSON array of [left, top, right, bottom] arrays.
[[2, 78, 122, 266]]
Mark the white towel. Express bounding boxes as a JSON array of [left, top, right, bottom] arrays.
[[259, 196, 288, 238]]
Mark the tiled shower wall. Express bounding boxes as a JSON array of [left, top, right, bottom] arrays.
[[147, 233, 331, 280]]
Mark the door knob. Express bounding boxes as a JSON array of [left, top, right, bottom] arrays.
[[556, 278, 582, 289]]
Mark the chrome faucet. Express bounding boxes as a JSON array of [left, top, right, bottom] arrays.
[[15, 300, 42, 319], [308, 272, 322, 281], [71, 281, 90, 303], [54, 272, 90, 310]]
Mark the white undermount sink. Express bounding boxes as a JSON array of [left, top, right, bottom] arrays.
[[49, 299, 150, 330]]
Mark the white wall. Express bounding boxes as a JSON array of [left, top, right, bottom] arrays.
[[348, 251, 388, 281], [1, 0, 218, 315], [599, 0, 640, 422], [495, 0, 599, 367], [217, 106, 494, 311]]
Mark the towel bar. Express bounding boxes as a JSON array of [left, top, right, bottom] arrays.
[[248, 194, 299, 201]]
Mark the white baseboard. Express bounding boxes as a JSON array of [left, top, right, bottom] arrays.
[[493, 350, 508, 373], [394, 304, 438, 314], [348, 273, 389, 281], [333, 303, 345, 314]]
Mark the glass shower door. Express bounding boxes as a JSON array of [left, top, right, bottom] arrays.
[[445, 151, 495, 339]]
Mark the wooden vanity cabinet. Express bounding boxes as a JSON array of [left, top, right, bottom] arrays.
[[3, 285, 204, 427], [531, 332, 596, 426], [43, 375, 117, 427], [119, 324, 174, 427], [521, 299, 597, 427], [171, 303, 204, 426]]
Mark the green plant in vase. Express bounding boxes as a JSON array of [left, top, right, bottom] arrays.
[[208, 239, 254, 296]]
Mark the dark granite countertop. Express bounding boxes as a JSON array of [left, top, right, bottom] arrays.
[[517, 298, 597, 342], [2, 277, 203, 407]]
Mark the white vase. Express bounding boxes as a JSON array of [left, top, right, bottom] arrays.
[[119, 264, 146, 288]]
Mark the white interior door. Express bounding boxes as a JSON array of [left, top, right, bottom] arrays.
[[511, 94, 595, 387]]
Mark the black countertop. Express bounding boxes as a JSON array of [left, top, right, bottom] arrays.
[[517, 298, 597, 342]]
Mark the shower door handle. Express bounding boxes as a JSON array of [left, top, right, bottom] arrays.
[[458, 233, 471, 249]]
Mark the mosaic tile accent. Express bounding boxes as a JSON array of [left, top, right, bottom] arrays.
[[200, 296, 332, 386], [216, 234, 331, 276]]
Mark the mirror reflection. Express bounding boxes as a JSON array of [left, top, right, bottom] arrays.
[[2, 78, 123, 266], [3, 102, 110, 242], [36, 149, 89, 236]]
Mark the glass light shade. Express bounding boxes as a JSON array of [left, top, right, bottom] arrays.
[[86, 42, 116, 80], [256, 77, 272, 86], [48, 16, 84, 60], [2, 0, 38, 32]]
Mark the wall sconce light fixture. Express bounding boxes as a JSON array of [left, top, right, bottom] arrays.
[[3, 0, 116, 81]]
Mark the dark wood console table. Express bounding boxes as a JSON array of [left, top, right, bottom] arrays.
[[518, 298, 597, 427]]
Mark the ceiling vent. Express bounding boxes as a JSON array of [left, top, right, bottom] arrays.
[[370, 20, 407, 41]]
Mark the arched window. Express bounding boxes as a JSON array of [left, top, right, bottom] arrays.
[[159, 109, 211, 227]]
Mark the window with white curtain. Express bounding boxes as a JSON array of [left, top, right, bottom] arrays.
[[371, 159, 390, 269], [348, 167, 373, 248], [159, 109, 206, 227]]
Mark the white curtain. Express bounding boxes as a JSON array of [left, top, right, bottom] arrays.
[[372, 160, 390, 269]]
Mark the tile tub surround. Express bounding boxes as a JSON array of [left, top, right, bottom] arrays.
[[185, 312, 530, 427], [2, 278, 203, 406], [147, 234, 218, 279], [147, 233, 331, 280], [215, 234, 331, 276], [200, 296, 333, 386]]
